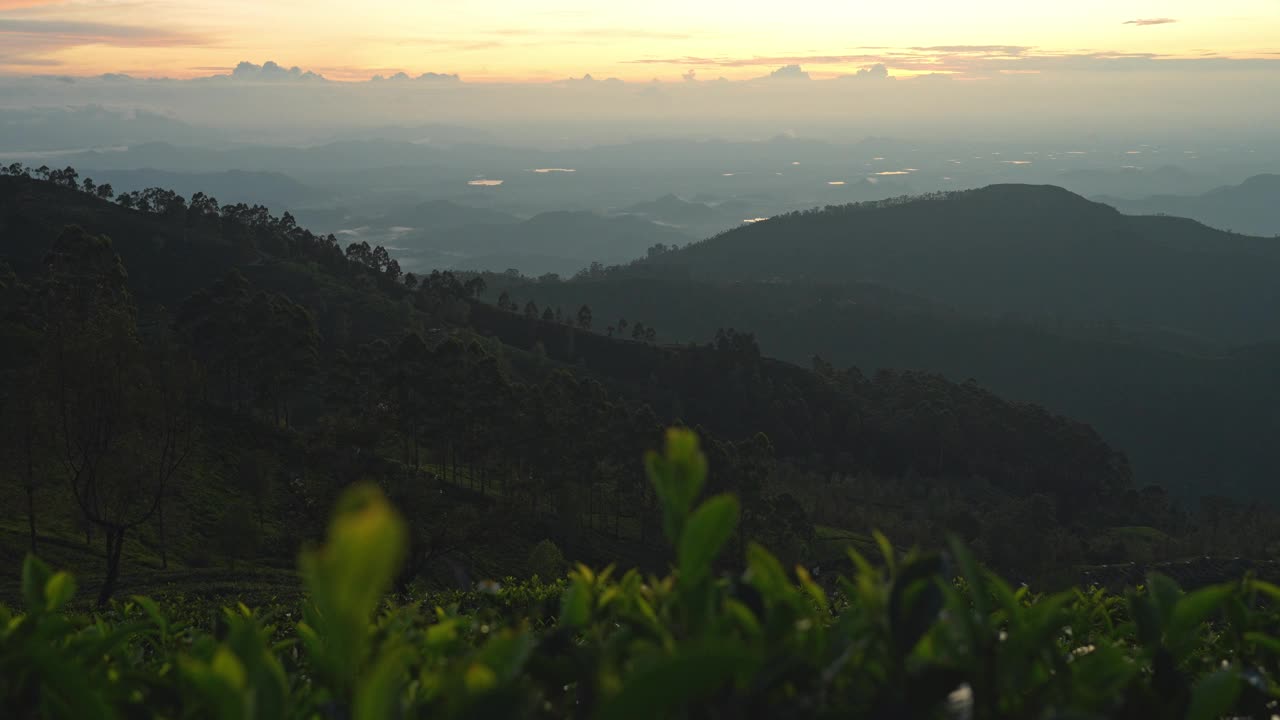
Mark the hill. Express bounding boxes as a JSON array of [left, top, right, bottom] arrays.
[[640, 184, 1280, 344], [1099, 174, 1280, 237], [492, 272, 1280, 502], [0, 171, 1168, 600], [416, 210, 694, 275], [80, 168, 327, 210]]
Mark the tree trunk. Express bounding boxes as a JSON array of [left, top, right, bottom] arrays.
[[24, 426, 36, 553], [158, 501, 168, 570], [97, 527, 125, 608], [26, 484, 37, 554]]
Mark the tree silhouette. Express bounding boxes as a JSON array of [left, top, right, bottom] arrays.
[[42, 227, 195, 605]]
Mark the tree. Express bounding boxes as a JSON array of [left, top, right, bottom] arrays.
[[233, 449, 275, 536], [464, 277, 486, 298], [216, 501, 260, 569], [140, 341, 199, 571], [577, 305, 593, 331], [497, 291, 513, 311], [0, 264, 43, 552], [96, 183, 114, 200], [526, 539, 565, 579], [42, 227, 195, 605], [176, 271, 318, 422], [542, 306, 555, 322], [631, 322, 645, 340], [524, 301, 539, 319]]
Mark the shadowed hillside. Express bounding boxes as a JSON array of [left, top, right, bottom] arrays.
[[641, 184, 1280, 344]]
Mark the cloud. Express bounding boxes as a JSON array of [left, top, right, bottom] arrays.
[[0, 16, 212, 70], [0, 0, 63, 8], [491, 27, 693, 40], [627, 54, 886, 68], [762, 64, 810, 80], [837, 63, 890, 80], [0, 18, 209, 47], [225, 60, 324, 82], [910, 45, 1030, 55], [1124, 18, 1177, 26], [371, 70, 460, 83]]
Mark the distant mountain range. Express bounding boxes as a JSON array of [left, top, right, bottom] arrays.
[[615, 194, 757, 238], [640, 184, 1280, 344], [437, 210, 694, 276], [484, 184, 1280, 502], [1097, 174, 1280, 237], [82, 168, 328, 210], [310, 202, 694, 276]]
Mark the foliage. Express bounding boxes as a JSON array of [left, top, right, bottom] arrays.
[[4, 429, 1280, 719]]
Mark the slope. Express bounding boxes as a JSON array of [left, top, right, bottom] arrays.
[[641, 184, 1280, 344]]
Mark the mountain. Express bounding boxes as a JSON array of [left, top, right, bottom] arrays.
[[1099, 174, 1280, 237], [0, 173, 1148, 589], [82, 168, 327, 210], [640, 184, 1280, 344], [403, 210, 694, 275], [492, 271, 1280, 502], [395, 199, 520, 231], [0, 107, 213, 152], [1054, 165, 1205, 199], [623, 194, 721, 225], [65, 140, 451, 173]]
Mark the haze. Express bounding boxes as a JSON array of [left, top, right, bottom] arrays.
[[1, 0, 1278, 146]]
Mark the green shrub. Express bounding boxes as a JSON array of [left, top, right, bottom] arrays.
[[526, 539, 566, 581], [3, 428, 1279, 718]]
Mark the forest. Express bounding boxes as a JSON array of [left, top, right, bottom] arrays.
[[2, 165, 1280, 717]]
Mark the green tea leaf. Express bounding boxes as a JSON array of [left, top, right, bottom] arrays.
[[43, 572, 76, 611], [1186, 669, 1242, 720], [678, 494, 739, 585], [1169, 585, 1232, 643], [560, 578, 591, 628], [645, 428, 708, 543], [355, 645, 412, 720], [21, 554, 52, 611], [598, 645, 758, 720], [745, 542, 791, 606]]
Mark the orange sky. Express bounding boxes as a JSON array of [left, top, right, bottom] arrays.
[[1, 0, 1278, 81]]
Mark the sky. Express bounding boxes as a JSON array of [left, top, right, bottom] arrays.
[[1, 0, 1278, 81]]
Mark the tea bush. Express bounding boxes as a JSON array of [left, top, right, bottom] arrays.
[[4, 429, 1280, 718]]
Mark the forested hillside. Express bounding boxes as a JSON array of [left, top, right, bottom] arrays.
[[0, 167, 1231, 610], [640, 185, 1280, 344], [485, 187, 1280, 503], [1099, 174, 1280, 237], [489, 272, 1280, 503]]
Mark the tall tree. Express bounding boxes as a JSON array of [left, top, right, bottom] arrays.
[[41, 227, 195, 604], [0, 264, 45, 552]]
